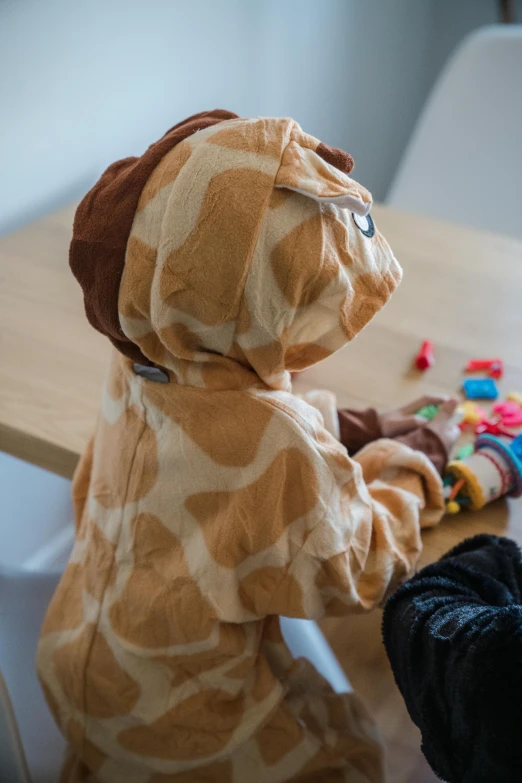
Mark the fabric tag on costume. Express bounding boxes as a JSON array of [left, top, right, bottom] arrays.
[[133, 364, 169, 383]]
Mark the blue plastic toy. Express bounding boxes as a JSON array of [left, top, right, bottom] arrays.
[[510, 434, 522, 463], [462, 378, 499, 400]]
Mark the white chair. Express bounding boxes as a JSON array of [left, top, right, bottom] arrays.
[[0, 568, 66, 783], [0, 453, 74, 571], [0, 452, 73, 781], [388, 25, 522, 240], [280, 617, 352, 694], [0, 670, 31, 783]]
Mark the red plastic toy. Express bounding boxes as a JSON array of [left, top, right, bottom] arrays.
[[415, 340, 435, 371], [492, 401, 522, 428], [465, 358, 504, 379], [475, 421, 516, 438]]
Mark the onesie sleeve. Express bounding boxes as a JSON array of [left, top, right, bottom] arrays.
[[240, 424, 446, 620], [299, 391, 448, 472]]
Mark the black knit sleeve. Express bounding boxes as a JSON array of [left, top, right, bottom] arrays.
[[382, 535, 522, 783]]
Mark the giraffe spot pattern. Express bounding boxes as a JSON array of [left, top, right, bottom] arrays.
[[239, 566, 305, 617], [119, 236, 157, 322], [150, 759, 233, 783], [53, 623, 141, 718], [185, 448, 319, 568], [155, 624, 248, 684], [72, 436, 94, 539], [66, 718, 108, 772], [118, 689, 246, 760], [144, 385, 273, 467], [83, 521, 116, 600], [109, 514, 216, 649], [270, 213, 339, 310], [91, 406, 158, 508], [41, 562, 84, 634], [159, 169, 274, 327], [137, 141, 192, 211], [207, 118, 285, 158], [255, 702, 305, 765]]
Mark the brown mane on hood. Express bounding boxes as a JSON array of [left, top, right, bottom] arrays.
[[69, 109, 239, 365]]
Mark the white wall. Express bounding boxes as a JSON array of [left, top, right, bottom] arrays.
[[0, 0, 262, 234], [428, 0, 522, 79], [251, 0, 436, 205], [0, 0, 514, 235]]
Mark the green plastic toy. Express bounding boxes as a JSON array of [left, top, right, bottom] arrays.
[[456, 443, 475, 460], [417, 404, 438, 421]]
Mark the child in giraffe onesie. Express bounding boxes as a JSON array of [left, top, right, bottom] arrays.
[[37, 110, 457, 782]]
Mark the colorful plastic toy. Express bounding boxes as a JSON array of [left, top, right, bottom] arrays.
[[448, 478, 466, 501], [465, 358, 504, 379], [446, 501, 460, 515], [457, 401, 487, 428], [492, 401, 522, 428], [462, 378, 499, 400], [415, 340, 435, 371], [456, 443, 474, 460], [511, 434, 522, 461], [446, 433, 522, 512], [417, 404, 438, 421], [475, 420, 516, 438], [507, 391, 522, 407]]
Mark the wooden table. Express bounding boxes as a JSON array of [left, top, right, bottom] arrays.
[[2, 202, 522, 781], [0, 204, 110, 477], [3, 202, 521, 547]]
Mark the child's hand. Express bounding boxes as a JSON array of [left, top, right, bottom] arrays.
[[426, 399, 461, 453], [380, 395, 454, 438]]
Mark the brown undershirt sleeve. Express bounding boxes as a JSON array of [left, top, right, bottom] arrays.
[[394, 427, 448, 476], [338, 408, 448, 474], [337, 408, 382, 454]]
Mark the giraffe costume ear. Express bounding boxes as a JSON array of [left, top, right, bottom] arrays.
[[275, 140, 372, 216]]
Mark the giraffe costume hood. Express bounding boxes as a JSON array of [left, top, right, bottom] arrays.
[[37, 111, 445, 783]]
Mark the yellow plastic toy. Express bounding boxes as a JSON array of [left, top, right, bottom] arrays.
[[457, 401, 486, 427], [446, 500, 461, 515], [507, 391, 522, 407]]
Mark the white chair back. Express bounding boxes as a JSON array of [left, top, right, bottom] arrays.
[[0, 568, 65, 782], [279, 616, 352, 694], [0, 670, 30, 783], [388, 26, 522, 239]]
